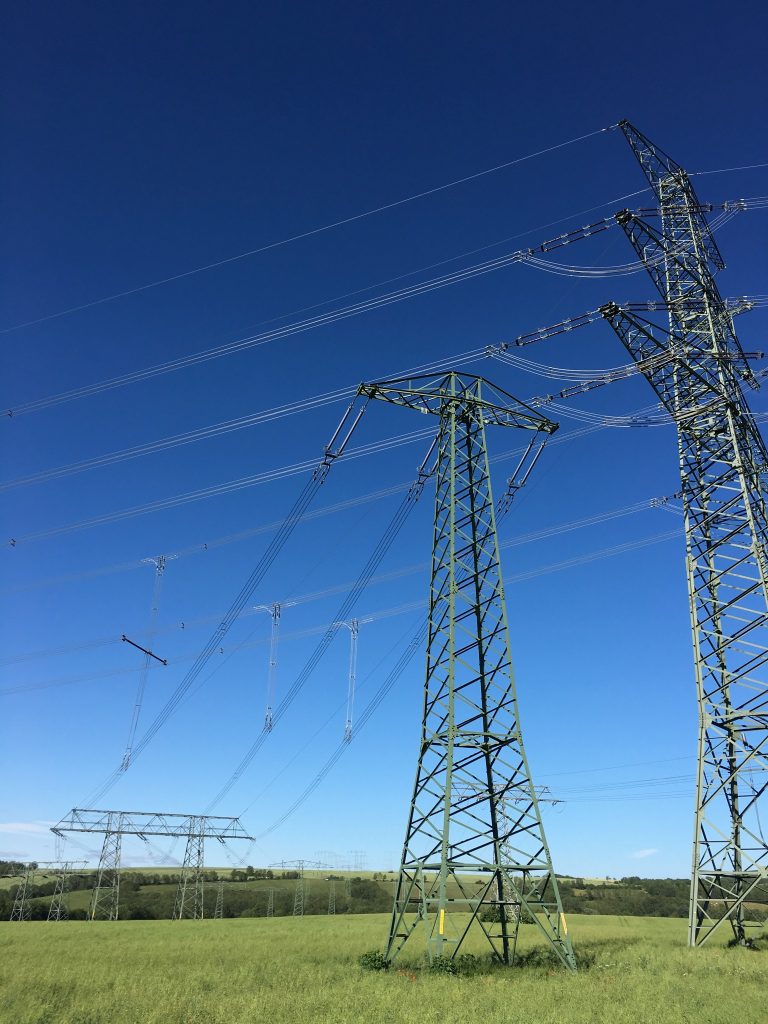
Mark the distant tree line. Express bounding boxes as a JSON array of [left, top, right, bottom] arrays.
[[1, 862, 764, 922]]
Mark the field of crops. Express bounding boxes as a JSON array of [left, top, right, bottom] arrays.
[[1, 912, 766, 1024]]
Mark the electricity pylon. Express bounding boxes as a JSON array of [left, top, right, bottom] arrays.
[[47, 860, 86, 921], [601, 122, 768, 947], [269, 859, 333, 918], [52, 808, 252, 921], [361, 372, 575, 968], [328, 881, 336, 915], [9, 863, 34, 921]]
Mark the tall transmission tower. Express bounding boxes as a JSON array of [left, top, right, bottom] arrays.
[[270, 859, 332, 918], [52, 809, 252, 921], [266, 887, 275, 917], [214, 880, 224, 920], [9, 863, 34, 921], [47, 860, 87, 921], [360, 372, 575, 968], [328, 881, 336, 915], [598, 122, 768, 947]]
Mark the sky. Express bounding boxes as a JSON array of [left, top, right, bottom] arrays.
[[1, 0, 767, 879]]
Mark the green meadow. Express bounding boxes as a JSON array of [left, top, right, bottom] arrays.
[[1, 913, 766, 1024]]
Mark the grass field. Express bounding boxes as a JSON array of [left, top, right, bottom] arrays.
[[1, 913, 766, 1024]]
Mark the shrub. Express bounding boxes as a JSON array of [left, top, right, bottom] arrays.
[[359, 950, 389, 971], [428, 955, 457, 975]]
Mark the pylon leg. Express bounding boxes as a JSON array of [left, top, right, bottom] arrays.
[[293, 875, 304, 917], [173, 821, 205, 920], [90, 828, 122, 920], [47, 863, 71, 921]]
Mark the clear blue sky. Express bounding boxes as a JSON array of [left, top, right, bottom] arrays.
[[2, 0, 767, 877]]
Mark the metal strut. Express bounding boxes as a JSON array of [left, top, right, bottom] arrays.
[[52, 808, 252, 922], [363, 371, 575, 969], [121, 554, 174, 771], [342, 619, 359, 742], [255, 602, 282, 731]]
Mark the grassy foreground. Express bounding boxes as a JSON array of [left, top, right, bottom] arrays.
[[0, 913, 766, 1024]]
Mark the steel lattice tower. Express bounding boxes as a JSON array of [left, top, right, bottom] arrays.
[[53, 808, 251, 922], [9, 863, 34, 921], [214, 880, 224, 919], [47, 861, 85, 921], [361, 372, 575, 968], [328, 881, 336, 915], [600, 122, 768, 946]]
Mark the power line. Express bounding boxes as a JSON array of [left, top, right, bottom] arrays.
[[4, 409, 598, 549], [0, 523, 682, 701], [5, 425, 435, 547], [1, 198, 644, 420], [81, 397, 368, 804], [1, 490, 662, 669], [0, 348, 484, 492], [5, 192, 759, 422], [221, 528, 682, 815], [1, 126, 613, 335], [3, 424, 602, 592], [690, 161, 768, 176]]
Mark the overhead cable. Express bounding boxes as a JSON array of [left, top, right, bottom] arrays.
[[0, 348, 484, 491], [1, 491, 668, 669], [2, 126, 614, 335], [6, 424, 434, 547], [81, 396, 368, 805], [204, 441, 438, 811], [1, 523, 682, 700]]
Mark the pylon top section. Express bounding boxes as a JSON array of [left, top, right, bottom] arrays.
[[359, 372, 557, 434], [618, 119, 685, 189], [52, 808, 253, 840], [618, 119, 724, 271]]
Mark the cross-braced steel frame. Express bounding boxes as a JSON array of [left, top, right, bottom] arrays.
[[47, 860, 86, 921], [269, 859, 332, 919], [52, 808, 252, 922], [9, 863, 34, 921], [361, 372, 575, 968], [601, 122, 768, 946]]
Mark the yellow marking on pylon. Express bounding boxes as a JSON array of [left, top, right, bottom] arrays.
[[439, 909, 445, 935], [560, 912, 568, 935]]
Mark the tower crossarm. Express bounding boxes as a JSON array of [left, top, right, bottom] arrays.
[[613, 210, 753, 386], [52, 808, 253, 841], [359, 372, 557, 433]]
